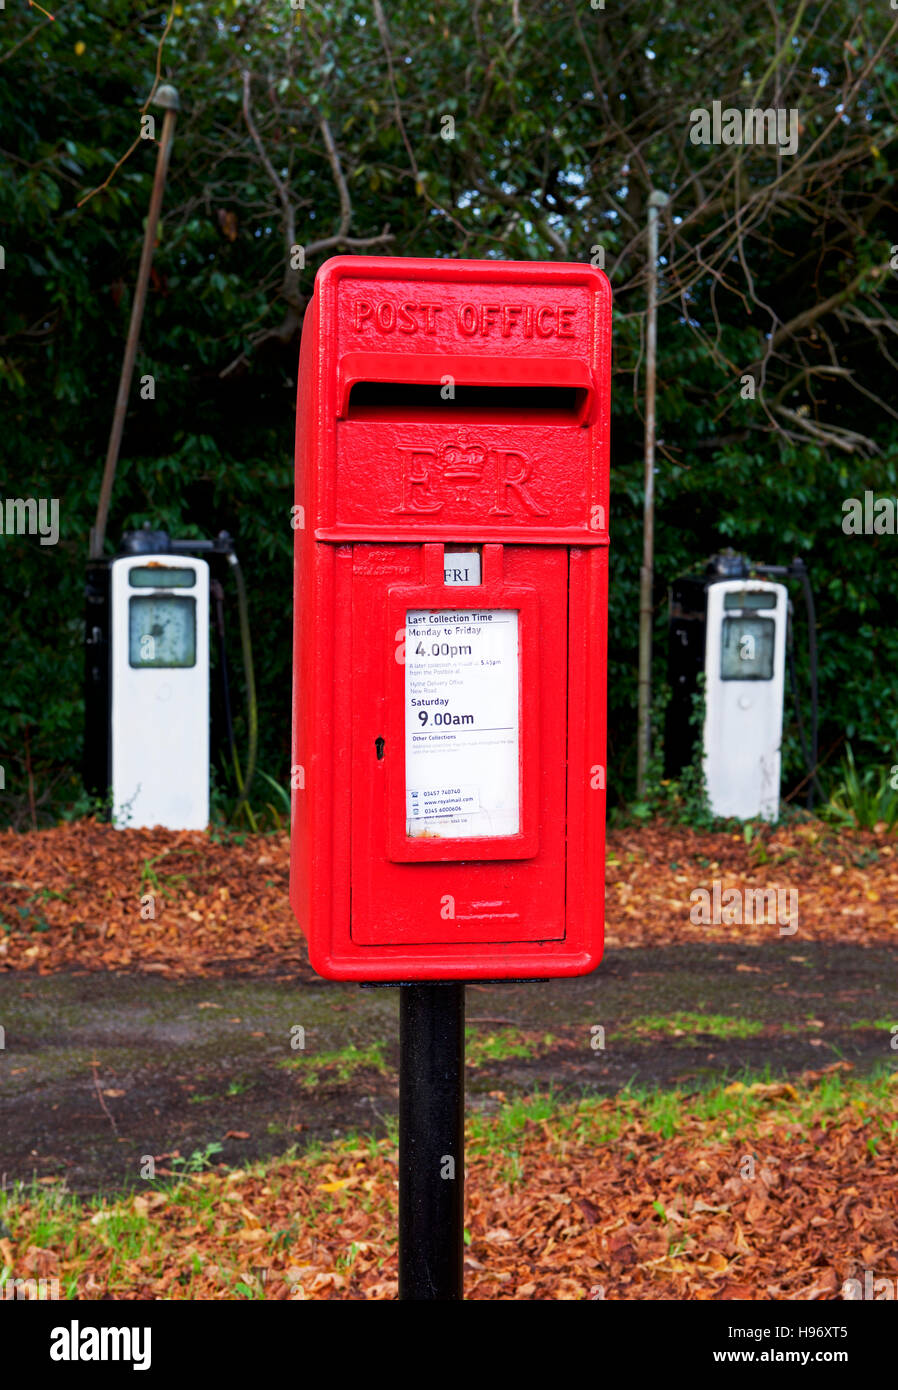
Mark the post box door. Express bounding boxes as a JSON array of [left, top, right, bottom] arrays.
[[348, 541, 568, 947]]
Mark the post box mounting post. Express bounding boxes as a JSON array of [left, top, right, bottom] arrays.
[[398, 982, 466, 1300], [292, 254, 612, 1293]]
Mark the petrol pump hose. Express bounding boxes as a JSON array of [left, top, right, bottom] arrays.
[[211, 577, 236, 783], [226, 550, 258, 823], [756, 557, 821, 810], [794, 560, 822, 809]]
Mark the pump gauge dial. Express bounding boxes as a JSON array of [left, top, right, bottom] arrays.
[[720, 615, 775, 681], [128, 595, 197, 668]]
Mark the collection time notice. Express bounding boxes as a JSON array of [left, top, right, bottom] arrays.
[[405, 609, 520, 839]]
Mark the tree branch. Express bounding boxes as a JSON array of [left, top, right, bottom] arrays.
[[220, 73, 394, 378]]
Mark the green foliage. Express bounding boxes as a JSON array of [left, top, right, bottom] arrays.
[[621, 677, 715, 828], [170, 1142, 224, 1173], [1, 0, 898, 824], [255, 770, 291, 829], [0, 896, 51, 936], [823, 745, 898, 831]]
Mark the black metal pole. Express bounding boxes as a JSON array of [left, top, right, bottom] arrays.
[[399, 982, 465, 1300]]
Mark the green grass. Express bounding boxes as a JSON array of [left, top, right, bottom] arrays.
[[634, 1066, 897, 1140], [467, 1066, 898, 1152], [278, 1040, 388, 1087], [465, 1026, 551, 1067], [610, 1012, 765, 1041]]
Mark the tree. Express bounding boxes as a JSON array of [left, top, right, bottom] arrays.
[[1, 0, 897, 824]]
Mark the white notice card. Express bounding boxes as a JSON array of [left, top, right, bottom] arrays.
[[405, 609, 520, 839]]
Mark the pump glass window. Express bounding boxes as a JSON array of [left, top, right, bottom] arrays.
[[129, 596, 197, 668], [721, 616, 775, 681], [723, 590, 776, 611], [130, 566, 196, 589]]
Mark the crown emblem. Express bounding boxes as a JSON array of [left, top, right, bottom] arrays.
[[441, 434, 486, 502]]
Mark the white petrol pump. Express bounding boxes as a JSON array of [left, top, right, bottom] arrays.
[[703, 578, 788, 822], [109, 553, 210, 829]]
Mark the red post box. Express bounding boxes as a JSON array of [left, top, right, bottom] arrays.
[[290, 255, 610, 981]]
